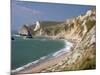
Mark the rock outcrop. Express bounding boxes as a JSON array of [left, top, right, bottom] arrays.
[[19, 25, 32, 38], [41, 26, 96, 72], [19, 8, 95, 40], [18, 7, 96, 71], [39, 7, 96, 72], [34, 21, 41, 31]]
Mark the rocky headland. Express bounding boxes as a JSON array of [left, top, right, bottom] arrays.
[[13, 7, 96, 74]]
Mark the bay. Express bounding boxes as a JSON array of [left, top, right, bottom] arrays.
[[11, 36, 65, 70]]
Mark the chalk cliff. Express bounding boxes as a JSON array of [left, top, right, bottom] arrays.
[[39, 7, 96, 72], [19, 25, 32, 38], [18, 7, 96, 71], [19, 8, 95, 40]]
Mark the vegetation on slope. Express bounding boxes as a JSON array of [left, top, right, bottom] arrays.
[[18, 7, 96, 72]]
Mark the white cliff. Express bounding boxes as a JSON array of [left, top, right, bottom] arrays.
[[34, 21, 40, 31]]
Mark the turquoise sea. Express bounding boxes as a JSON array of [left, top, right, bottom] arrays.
[[11, 35, 66, 70]]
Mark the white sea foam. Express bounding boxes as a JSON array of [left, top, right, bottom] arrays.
[[52, 40, 73, 57], [39, 39, 47, 41], [12, 40, 73, 73], [24, 63, 32, 67], [40, 56, 46, 60], [32, 60, 39, 64], [12, 66, 24, 73], [12, 60, 39, 73], [52, 50, 63, 57]]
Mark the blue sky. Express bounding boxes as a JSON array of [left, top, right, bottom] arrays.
[[11, 0, 95, 31]]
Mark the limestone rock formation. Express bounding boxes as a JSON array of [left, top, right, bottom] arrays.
[[19, 25, 32, 38], [34, 21, 40, 31], [19, 8, 95, 39], [39, 7, 96, 72], [17, 7, 96, 72]]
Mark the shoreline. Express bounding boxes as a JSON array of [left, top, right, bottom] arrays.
[[11, 39, 76, 74]]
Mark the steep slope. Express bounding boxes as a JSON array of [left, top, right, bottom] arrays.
[[19, 21, 63, 36], [19, 25, 32, 38], [63, 7, 96, 41], [19, 8, 95, 41], [39, 7, 96, 72], [17, 7, 96, 72], [40, 25, 96, 72], [40, 8, 96, 72]]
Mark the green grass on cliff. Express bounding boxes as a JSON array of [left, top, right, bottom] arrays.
[[29, 21, 65, 36], [86, 19, 96, 32]]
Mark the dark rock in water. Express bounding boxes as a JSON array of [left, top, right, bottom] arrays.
[[27, 35, 32, 38], [11, 37, 14, 40]]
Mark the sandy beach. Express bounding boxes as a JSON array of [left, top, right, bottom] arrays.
[[12, 40, 76, 75]]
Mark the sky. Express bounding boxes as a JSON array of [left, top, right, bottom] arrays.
[[11, 0, 95, 31]]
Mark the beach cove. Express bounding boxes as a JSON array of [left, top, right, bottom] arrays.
[[11, 7, 96, 74], [11, 35, 75, 74]]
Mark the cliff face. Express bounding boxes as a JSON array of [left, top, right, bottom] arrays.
[[19, 8, 95, 41], [41, 26, 96, 72], [19, 25, 28, 36], [39, 8, 96, 72], [63, 8, 96, 41], [19, 25, 32, 38], [19, 21, 63, 36], [18, 7, 96, 71]]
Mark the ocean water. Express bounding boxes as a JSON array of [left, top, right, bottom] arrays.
[[11, 36, 66, 70]]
